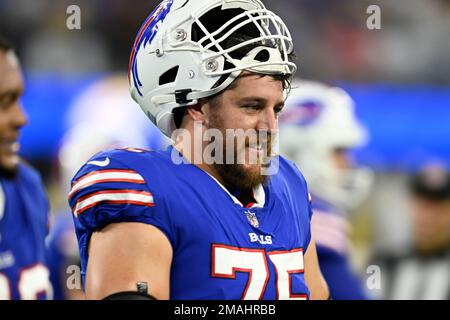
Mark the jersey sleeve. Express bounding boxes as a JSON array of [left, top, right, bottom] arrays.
[[67, 150, 177, 261]]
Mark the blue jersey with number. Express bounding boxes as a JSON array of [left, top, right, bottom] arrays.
[[68, 146, 313, 300], [0, 163, 51, 300]]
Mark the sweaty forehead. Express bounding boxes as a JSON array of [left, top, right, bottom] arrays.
[[0, 51, 23, 95]]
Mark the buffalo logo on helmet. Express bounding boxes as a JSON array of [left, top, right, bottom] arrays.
[[279, 100, 323, 126], [129, 0, 175, 96]]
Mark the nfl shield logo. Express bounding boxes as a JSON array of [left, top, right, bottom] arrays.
[[245, 210, 260, 228]]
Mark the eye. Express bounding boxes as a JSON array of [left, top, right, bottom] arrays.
[[241, 104, 261, 111], [274, 106, 284, 117], [0, 92, 19, 110]]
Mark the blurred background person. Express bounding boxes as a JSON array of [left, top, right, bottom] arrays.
[[370, 164, 450, 300], [46, 74, 167, 300], [279, 80, 374, 299], [0, 34, 52, 300]]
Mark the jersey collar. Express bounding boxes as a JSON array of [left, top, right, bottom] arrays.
[[204, 172, 266, 208]]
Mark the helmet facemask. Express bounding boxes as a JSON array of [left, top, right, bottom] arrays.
[[189, 4, 296, 77]]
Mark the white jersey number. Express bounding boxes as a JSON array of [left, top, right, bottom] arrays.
[[212, 244, 307, 300], [0, 264, 52, 300]]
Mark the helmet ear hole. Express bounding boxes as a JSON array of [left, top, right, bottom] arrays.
[[159, 66, 179, 85], [254, 49, 270, 62]]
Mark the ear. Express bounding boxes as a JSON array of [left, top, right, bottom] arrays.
[[186, 99, 210, 124]]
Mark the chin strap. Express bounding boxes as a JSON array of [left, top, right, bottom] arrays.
[[150, 70, 241, 106]]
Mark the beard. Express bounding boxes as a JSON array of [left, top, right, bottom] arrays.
[[208, 112, 273, 192], [213, 159, 270, 191]]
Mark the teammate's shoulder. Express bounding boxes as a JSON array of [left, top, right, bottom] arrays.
[[15, 161, 49, 221], [310, 194, 338, 213], [17, 160, 45, 187], [277, 154, 308, 185]]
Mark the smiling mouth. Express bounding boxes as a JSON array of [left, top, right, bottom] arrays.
[[248, 143, 263, 151], [245, 141, 270, 164], [0, 140, 20, 155]]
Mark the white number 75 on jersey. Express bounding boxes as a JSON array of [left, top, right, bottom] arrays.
[[211, 244, 307, 300]]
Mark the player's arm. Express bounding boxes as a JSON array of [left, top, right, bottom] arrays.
[[304, 236, 329, 300], [68, 150, 177, 300], [85, 222, 173, 300]]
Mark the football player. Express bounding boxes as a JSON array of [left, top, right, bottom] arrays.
[[279, 80, 373, 299], [69, 0, 329, 300], [0, 35, 52, 299]]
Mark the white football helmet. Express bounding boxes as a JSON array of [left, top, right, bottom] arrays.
[[279, 80, 374, 212], [128, 0, 297, 137]]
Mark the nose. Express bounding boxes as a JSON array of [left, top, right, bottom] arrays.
[[9, 101, 28, 129], [256, 107, 278, 132]]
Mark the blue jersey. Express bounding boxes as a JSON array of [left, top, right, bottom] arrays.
[[311, 195, 369, 300], [0, 163, 51, 300], [46, 211, 80, 300], [68, 146, 313, 300]]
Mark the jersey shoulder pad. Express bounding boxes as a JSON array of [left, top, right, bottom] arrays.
[[13, 161, 49, 230], [310, 195, 337, 214], [18, 161, 46, 190], [275, 155, 310, 204], [68, 148, 155, 218], [277, 155, 308, 187], [67, 148, 177, 249]]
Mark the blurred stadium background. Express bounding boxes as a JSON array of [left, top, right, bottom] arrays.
[[1, 0, 449, 299]]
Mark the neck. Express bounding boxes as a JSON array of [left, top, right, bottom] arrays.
[[235, 191, 256, 208]]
